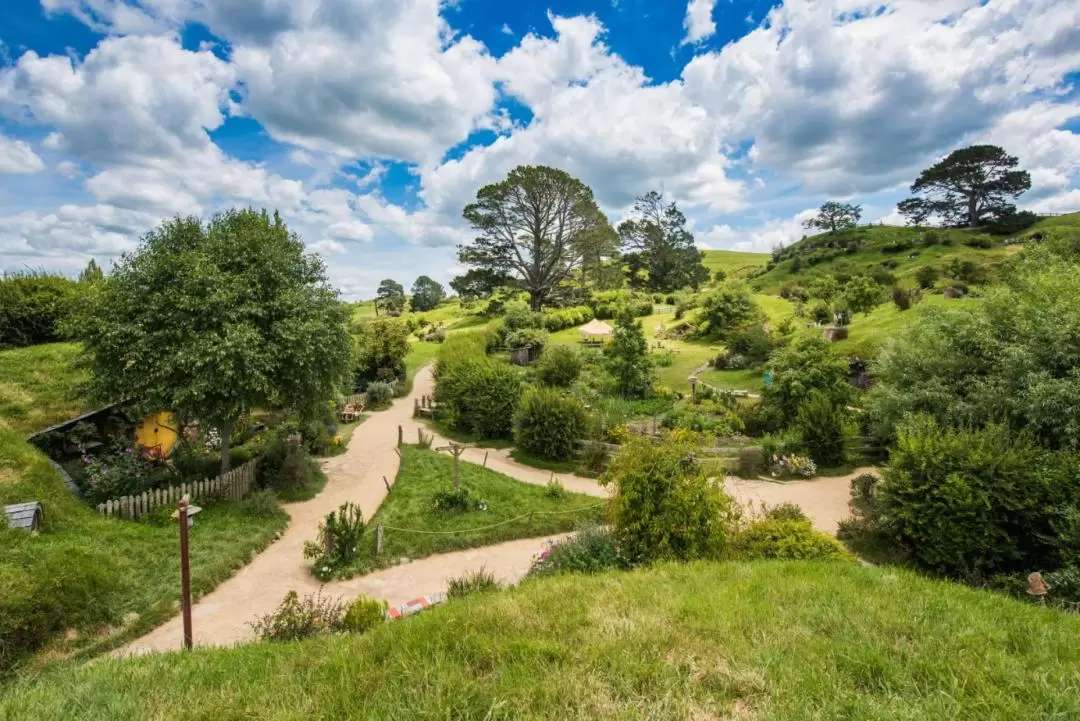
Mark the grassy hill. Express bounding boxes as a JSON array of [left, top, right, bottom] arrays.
[[749, 215, 1080, 293], [701, 248, 770, 279], [0, 343, 91, 437], [2, 560, 1076, 719]]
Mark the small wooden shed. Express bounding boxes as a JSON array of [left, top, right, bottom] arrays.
[[3, 502, 43, 533]]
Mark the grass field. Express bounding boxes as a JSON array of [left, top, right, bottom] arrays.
[[829, 293, 978, 357], [702, 248, 770, 278], [4, 560, 1077, 719], [352, 299, 470, 326], [0, 343, 91, 436], [336, 446, 604, 577]]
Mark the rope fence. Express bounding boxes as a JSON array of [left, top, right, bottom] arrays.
[[379, 502, 608, 537]]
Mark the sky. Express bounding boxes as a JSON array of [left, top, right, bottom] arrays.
[[1, 0, 1078, 300]]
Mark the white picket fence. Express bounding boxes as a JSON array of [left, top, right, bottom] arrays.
[[95, 460, 257, 520]]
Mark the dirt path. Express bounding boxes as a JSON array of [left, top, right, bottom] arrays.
[[120, 368, 603, 655], [724, 468, 873, 534]]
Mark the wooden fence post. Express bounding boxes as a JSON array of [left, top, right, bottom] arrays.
[[398, 425, 403, 446], [376, 523, 384, 556], [178, 496, 193, 651], [483, 451, 488, 468], [383, 476, 392, 494]]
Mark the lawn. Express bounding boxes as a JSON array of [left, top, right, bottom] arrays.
[[336, 446, 604, 576], [5, 560, 1077, 719], [0, 427, 288, 676], [0, 342, 91, 436], [830, 293, 978, 357], [404, 341, 441, 384], [696, 367, 766, 392]]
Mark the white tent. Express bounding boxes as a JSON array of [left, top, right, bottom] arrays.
[[579, 319, 614, 339]]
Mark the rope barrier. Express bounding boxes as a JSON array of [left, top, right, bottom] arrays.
[[380, 502, 607, 536]]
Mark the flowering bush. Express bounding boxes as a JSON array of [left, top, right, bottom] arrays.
[[78, 442, 173, 504], [768, 454, 817, 479]]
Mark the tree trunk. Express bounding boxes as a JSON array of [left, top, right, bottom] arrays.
[[968, 195, 979, 227], [219, 418, 235, 475], [529, 291, 543, 312]]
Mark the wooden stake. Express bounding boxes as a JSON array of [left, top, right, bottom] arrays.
[[178, 497, 193, 651], [383, 476, 392, 493], [376, 523, 384, 556], [398, 425, 403, 446], [483, 451, 489, 468]]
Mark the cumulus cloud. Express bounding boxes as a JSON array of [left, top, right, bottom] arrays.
[[0, 133, 45, 173], [683, 0, 1080, 195], [698, 208, 818, 253], [682, 0, 717, 45]]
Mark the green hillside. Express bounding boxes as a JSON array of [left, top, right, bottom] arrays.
[[0, 343, 91, 437], [3, 561, 1076, 719], [701, 248, 770, 278]]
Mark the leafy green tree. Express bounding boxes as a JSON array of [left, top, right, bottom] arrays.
[[807, 275, 841, 302], [602, 431, 735, 563], [698, 283, 758, 338], [914, 264, 939, 289], [868, 248, 1080, 448], [352, 317, 410, 387], [605, 306, 653, 398], [898, 145, 1031, 228], [78, 258, 104, 284], [410, 275, 445, 312], [794, 390, 850, 467], [513, 388, 587, 462], [375, 279, 405, 316], [80, 209, 351, 473], [460, 165, 610, 311], [449, 268, 512, 304], [764, 335, 851, 427], [618, 191, 709, 292], [803, 201, 862, 234], [842, 275, 882, 315]]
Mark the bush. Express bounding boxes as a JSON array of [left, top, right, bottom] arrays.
[[588, 290, 652, 319], [541, 305, 594, 332], [892, 286, 913, 311], [435, 336, 523, 439], [876, 417, 1080, 578], [734, 447, 765, 478], [304, 503, 365, 581], [987, 209, 1039, 235], [763, 335, 851, 427], [605, 307, 653, 399], [504, 327, 548, 352], [544, 479, 569, 501], [76, 442, 174, 504], [446, 568, 499, 599], [602, 432, 735, 564], [242, 489, 283, 518], [731, 518, 850, 561], [364, 380, 395, 408], [793, 391, 850, 467], [513, 388, 587, 462], [352, 318, 409, 388], [536, 345, 583, 387], [528, 524, 626, 577], [250, 590, 346, 642], [763, 502, 809, 522], [0, 273, 82, 349], [698, 284, 758, 338], [914, 265, 938, 289], [343, 595, 387, 633], [431, 484, 488, 513]]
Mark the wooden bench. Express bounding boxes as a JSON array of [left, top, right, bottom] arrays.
[[339, 400, 365, 423]]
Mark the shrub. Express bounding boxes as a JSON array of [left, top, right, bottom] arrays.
[[544, 479, 569, 501], [250, 590, 346, 642], [768, 454, 817, 479], [364, 380, 395, 408], [541, 305, 594, 332], [76, 442, 174, 504], [602, 431, 736, 564], [763, 502, 809, 522], [431, 484, 487, 513], [529, 524, 626, 577], [963, 235, 994, 249], [446, 568, 499, 599], [272, 445, 316, 496], [343, 595, 387, 633], [763, 335, 850, 427], [423, 325, 447, 343], [434, 338, 523, 439], [304, 503, 365, 581], [914, 265, 939, 289], [605, 307, 653, 399], [892, 286, 913, 311], [731, 518, 850, 561], [536, 345, 582, 387], [876, 417, 1080, 578], [502, 300, 539, 331], [0, 273, 82, 349], [352, 318, 409, 388], [734, 447, 765, 478], [505, 327, 548, 352], [242, 490, 283, 518], [513, 388, 587, 462], [588, 290, 652, 319], [698, 283, 758, 338], [794, 391, 850, 467]]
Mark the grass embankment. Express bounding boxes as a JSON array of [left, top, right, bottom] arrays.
[[0, 344, 288, 675], [0, 428, 288, 675], [702, 248, 770, 278], [4, 560, 1078, 719], [0, 343, 91, 436], [338, 446, 603, 576]]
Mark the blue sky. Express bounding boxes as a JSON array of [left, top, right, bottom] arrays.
[[1, 0, 1078, 299]]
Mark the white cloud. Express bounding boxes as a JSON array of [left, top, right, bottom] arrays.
[[698, 208, 818, 253], [683, 0, 1080, 195], [682, 0, 717, 45], [308, 239, 346, 255], [1028, 189, 1080, 215], [0, 203, 154, 264], [501, 23, 514, 36], [0, 133, 45, 173]]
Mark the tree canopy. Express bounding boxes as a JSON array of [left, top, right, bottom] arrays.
[[410, 275, 445, 312], [897, 145, 1031, 228], [803, 202, 862, 234], [79, 209, 352, 473], [460, 165, 611, 311], [352, 317, 410, 388], [79, 258, 104, 284], [618, 191, 709, 292], [605, 306, 653, 398], [449, 268, 512, 303], [375, 279, 406, 316]]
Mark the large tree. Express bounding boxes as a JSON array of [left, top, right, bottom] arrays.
[[449, 268, 513, 304], [460, 165, 610, 311], [898, 145, 1031, 228], [80, 209, 352, 474], [803, 201, 862, 234], [410, 275, 445, 312], [618, 191, 709, 292], [375, 279, 406, 316]]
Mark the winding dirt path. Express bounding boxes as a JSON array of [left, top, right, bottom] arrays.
[[120, 367, 860, 655], [120, 368, 604, 655]]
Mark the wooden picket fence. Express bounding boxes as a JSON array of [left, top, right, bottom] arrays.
[[95, 460, 257, 520]]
